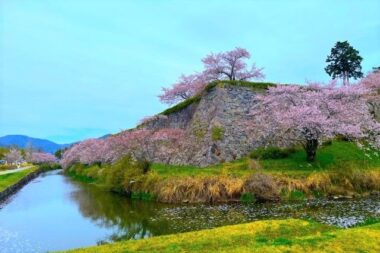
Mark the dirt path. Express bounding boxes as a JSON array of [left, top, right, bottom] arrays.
[[0, 166, 34, 176]]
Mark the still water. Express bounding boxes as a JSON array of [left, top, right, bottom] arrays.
[[0, 170, 379, 252]]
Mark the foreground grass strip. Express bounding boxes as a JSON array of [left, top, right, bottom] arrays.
[[0, 167, 37, 192], [61, 219, 380, 253]]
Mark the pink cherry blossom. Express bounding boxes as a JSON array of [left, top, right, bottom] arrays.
[[159, 47, 265, 104], [159, 73, 209, 105], [4, 149, 22, 164], [60, 128, 186, 168], [252, 82, 380, 161], [202, 47, 264, 81], [30, 152, 57, 164]]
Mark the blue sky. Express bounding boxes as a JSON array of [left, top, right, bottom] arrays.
[[1, 0, 379, 144]]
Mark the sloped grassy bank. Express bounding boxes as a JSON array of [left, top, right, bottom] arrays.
[[60, 219, 380, 253], [0, 166, 39, 202], [66, 141, 380, 203]]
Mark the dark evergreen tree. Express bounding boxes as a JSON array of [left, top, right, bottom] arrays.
[[325, 41, 363, 85]]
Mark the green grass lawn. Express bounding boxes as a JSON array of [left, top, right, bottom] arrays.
[[151, 141, 380, 178], [0, 167, 37, 192], [60, 219, 380, 253]]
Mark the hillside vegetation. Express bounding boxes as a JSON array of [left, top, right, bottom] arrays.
[[61, 219, 380, 253], [66, 140, 380, 203]]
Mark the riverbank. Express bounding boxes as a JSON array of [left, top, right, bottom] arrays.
[[60, 218, 380, 253], [0, 166, 40, 202], [66, 141, 380, 203]]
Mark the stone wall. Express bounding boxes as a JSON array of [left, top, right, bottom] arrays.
[[142, 84, 260, 167]]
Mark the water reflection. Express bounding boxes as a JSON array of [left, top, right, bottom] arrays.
[[69, 180, 172, 242], [0, 170, 379, 252]]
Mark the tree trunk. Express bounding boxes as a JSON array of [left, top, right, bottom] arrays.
[[305, 139, 318, 162]]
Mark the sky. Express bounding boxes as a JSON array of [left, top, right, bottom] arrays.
[[0, 0, 379, 144]]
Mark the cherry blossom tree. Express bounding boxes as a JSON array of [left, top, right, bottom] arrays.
[[202, 47, 264, 81], [4, 149, 22, 164], [60, 128, 186, 168], [158, 73, 209, 104], [30, 152, 57, 164], [360, 70, 380, 92], [159, 47, 265, 104], [252, 83, 380, 161]]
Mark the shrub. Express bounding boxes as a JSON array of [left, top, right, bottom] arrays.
[[240, 192, 256, 204], [39, 163, 61, 171], [103, 156, 152, 195], [249, 147, 296, 160], [243, 173, 280, 201], [211, 126, 224, 141], [288, 190, 306, 201]]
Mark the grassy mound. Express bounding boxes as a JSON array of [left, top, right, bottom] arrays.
[[60, 219, 380, 253]]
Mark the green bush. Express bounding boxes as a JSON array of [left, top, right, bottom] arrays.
[[249, 147, 296, 160], [288, 190, 306, 201], [39, 163, 61, 171], [211, 126, 224, 141], [240, 192, 256, 204]]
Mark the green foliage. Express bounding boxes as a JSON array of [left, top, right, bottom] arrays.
[[259, 141, 380, 175], [67, 141, 380, 203], [250, 146, 296, 160], [240, 192, 256, 204], [0, 167, 37, 192], [66, 156, 153, 197], [288, 190, 306, 201], [160, 95, 201, 115], [131, 191, 155, 201], [39, 163, 62, 171], [211, 126, 224, 141], [0, 147, 9, 160], [325, 41, 363, 82], [55, 149, 63, 159]]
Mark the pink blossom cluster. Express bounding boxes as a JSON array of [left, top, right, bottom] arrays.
[[359, 70, 380, 94], [252, 82, 380, 154], [30, 152, 57, 164], [159, 47, 265, 104], [202, 47, 264, 81], [4, 149, 22, 164], [60, 128, 185, 168], [158, 73, 210, 105]]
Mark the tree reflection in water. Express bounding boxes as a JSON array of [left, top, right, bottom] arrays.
[[67, 176, 380, 244], [68, 178, 172, 242]]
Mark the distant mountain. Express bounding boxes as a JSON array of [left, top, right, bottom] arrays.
[[0, 135, 70, 154]]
